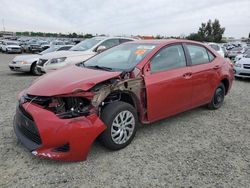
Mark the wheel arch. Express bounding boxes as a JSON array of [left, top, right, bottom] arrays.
[[101, 90, 142, 120], [220, 78, 230, 95], [30, 61, 37, 71]]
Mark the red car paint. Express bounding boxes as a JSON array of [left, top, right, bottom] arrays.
[[14, 39, 234, 161], [28, 65, 121, 96]]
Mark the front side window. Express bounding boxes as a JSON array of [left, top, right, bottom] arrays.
[[119, 39, 133, 44], [99, 39, 120, 49], [150, 44, 186, 73], [70, 38, 102, 51], [58, 46, 72, 51], [186, 45, 210, 65]]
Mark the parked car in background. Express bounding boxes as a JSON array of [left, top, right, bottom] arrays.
[[0, 40, 4, 52], [9, 45, 73, 75], [208, 43, 225, 57], [50, 40, 65, 46], [227, 47, 243, 59], [14, 39, 233, 161], [1, 41, 22, 53], [36, 36, 135, 74], [234, 49, 250, 63], [234, 50, 250, 78]]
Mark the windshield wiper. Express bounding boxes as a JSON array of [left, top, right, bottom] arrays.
[[85, 65, 113, 71]]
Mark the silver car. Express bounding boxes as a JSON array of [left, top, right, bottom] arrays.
[[36, 37, 135, 74], [1, 41, 22, 53], [9, 45, 73, 75], [234, 51, 250, 78]]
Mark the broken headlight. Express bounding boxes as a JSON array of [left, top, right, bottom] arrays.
[[48, 97, 91, 119]]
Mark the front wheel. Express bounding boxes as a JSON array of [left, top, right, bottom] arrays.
[[208, 83, 225, 110], [30, 62, 40, 75], [100, 101, 138, 150]]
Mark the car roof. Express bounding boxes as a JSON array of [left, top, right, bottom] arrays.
[[126, 39, 204, 46], [93, 36, 135, 40]]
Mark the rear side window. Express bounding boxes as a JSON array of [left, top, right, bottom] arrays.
[[186, 45, 210, 65], [150, 44, 186, 73]]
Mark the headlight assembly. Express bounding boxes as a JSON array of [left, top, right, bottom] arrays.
[[50, 57, 67, 64], [20, 61, 28, 65], [234, 63, 241, 68]]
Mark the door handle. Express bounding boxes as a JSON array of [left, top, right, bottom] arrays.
[[183, 72, 192, 79], [213, 65, 220, 70]]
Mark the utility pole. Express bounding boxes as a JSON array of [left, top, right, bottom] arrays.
[[2, 19, 5, 32]]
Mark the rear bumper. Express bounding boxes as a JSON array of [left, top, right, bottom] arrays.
[[7, 48, 22, 53], [13, 103, 106, 161]]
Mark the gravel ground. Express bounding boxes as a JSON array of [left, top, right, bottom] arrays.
[[0, 53, 250, 188]]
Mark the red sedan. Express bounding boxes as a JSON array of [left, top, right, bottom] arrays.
[[14, 39, 234, 161]]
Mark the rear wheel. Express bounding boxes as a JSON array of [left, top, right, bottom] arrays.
[[100, 101, 138, 150], [208, 83, 225, 110]]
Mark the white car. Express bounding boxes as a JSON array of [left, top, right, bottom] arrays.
[[9, 45, 73, 75], [36, 37, 135, 73], [1, 41, 22, 53], [234, 48, 250, 62], [208, 43, 225, 57], [234, 53, 250, 78]]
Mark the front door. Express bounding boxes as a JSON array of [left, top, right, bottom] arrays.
[[144, 44, 193, 122]]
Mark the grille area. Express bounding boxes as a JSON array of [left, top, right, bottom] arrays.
[[17, 105, 42, 145], [239, 73, 250, 76], [37, 59, 48, 66], [243, 64, 250, 69]]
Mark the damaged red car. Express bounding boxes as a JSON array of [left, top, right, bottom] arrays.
[[14, 39, 234, 161]]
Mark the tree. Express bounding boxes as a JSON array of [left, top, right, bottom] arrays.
[[186, 19, 225, 42], [211, 19, 225, 42], [186, 33, 203, 41]]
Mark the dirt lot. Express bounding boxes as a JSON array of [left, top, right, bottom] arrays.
[[0, 53, 250, 188]]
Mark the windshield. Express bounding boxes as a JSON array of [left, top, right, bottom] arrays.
[[82, 43, 156, 71], [231, 47, 242, 51], [70, 38, 101, 51], [40, 46, 59, 55], [245, 49, 250, 58]]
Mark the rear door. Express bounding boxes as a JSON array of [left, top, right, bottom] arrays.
[[184, 44, 220, 107], [144, 44, 193, 122]]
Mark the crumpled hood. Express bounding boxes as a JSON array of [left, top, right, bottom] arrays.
[[13, 54, 41, 62], [40, 50, 94, 59], [26, 65, 121, 96]]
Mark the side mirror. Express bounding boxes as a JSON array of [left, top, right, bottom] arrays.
[[96, 45, 107, 53], [143, 63, 151, 75]]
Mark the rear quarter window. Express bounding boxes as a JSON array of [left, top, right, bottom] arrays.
[[186, 44, 212, 65]]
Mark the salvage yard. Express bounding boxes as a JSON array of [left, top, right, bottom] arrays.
[[0, 53, 250, 187]]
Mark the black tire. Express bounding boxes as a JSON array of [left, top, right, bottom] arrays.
[[30, 62, 39, 75], [208, 83, 225, 110], [99, 101, 138, 150]]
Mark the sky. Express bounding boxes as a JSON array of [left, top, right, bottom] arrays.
[[0, 0, 249, 38]]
